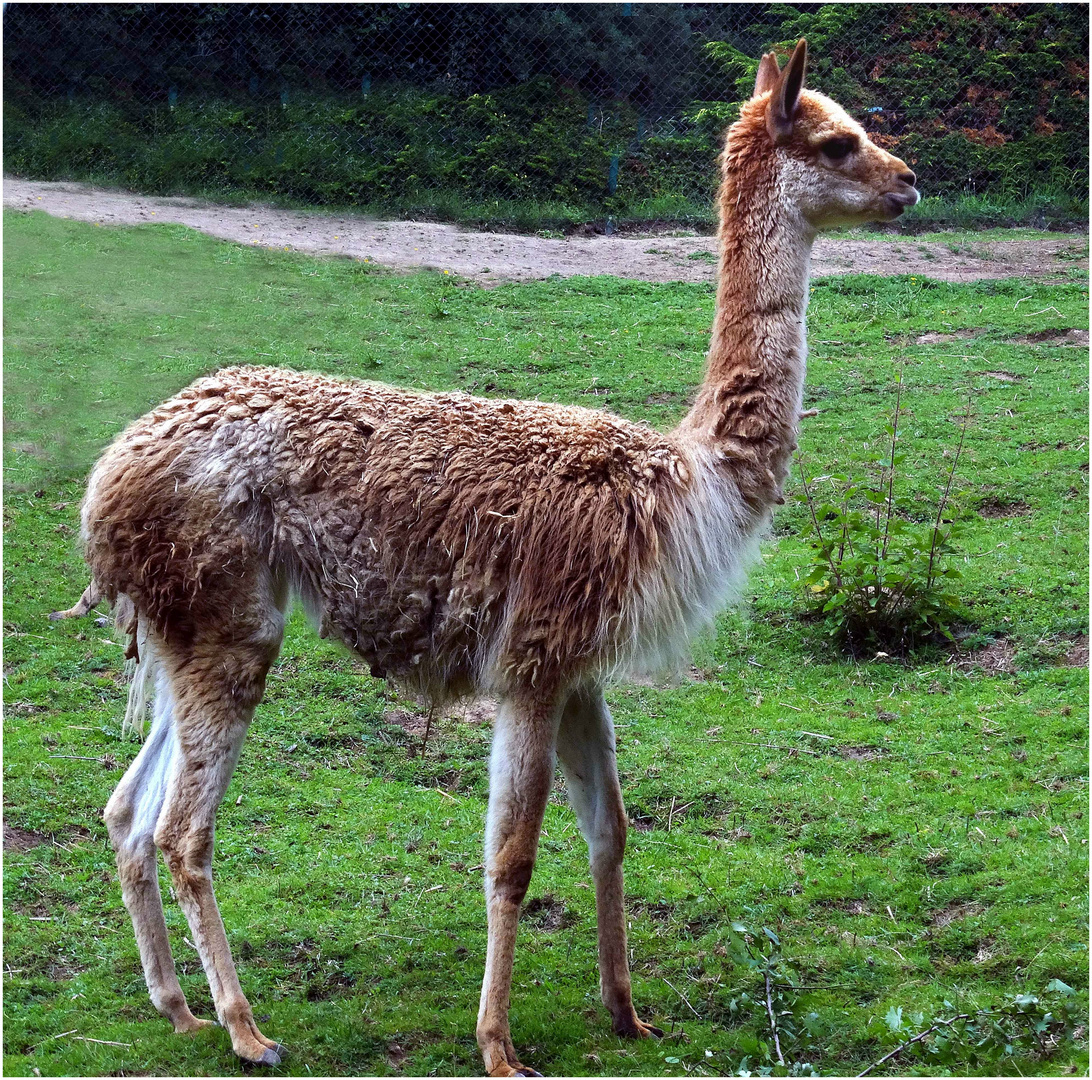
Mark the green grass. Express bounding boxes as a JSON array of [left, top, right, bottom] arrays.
[[4, 210, 1088, 1076], [829, 226, 1087, 245], [900, 191, 1089, 234]]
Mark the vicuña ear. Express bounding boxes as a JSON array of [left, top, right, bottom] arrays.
[[766, 38, 807, 146], [752, 52, 781, 98]]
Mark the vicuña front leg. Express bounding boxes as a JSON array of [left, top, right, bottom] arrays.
[[155, 639, 285, 1066], [477, 696, 560, 1078], [557, 687, 663, 1039]]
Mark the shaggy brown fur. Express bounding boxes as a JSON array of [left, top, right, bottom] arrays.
[[75, 40, 917, 1076], [83, 368, 690, 702]]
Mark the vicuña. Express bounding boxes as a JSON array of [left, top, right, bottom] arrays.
[[73, 40, 917, 1076]]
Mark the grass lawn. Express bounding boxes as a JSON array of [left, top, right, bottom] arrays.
[[3, 209, 1088, 1077]]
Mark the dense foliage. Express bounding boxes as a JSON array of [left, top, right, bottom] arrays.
[[4, 4, 1087, 228]]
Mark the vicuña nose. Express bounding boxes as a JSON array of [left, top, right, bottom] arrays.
[[899, 170, 917, 187]]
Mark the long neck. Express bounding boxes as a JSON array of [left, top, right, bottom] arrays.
[[677, 155, 816, 509]]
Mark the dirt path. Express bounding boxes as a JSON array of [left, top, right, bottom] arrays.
[[5, 177, 1086, 284]]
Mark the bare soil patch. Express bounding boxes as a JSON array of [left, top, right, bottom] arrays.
[[1061, 634, 1089, 668], [383, 698, 496, 737], [48, 962, 86, 981], [3, 822, 47, 851], [932, 900, 985, 928], [522, 894, 575, 931], [1007, 329, 1089, 347], [973, 937, 997, 965], [631, 899, 677, 923], [957, 638, 1017, 674], [715, 824, 753, 843], [838, 745, 887, 761], [451, 698, 498, 726], [922, 848, 950, 871], [383, 709, 431, 738], [645, 391, 688, 405], [6, 177, 1087, 285], [977, 497, 1032, 518], [916, 330, 982, 345], [6, 700, 48, 715]]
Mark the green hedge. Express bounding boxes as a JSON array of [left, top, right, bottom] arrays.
[[5, 84, 1086, 231], [3, 2, 1086, 230]]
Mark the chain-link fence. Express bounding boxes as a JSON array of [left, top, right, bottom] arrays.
[[4, 3, 1088, 230]]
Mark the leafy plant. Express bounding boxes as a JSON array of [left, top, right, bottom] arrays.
[[693, 870, 819, 1074], [724, 925, 819, 1076], [796, 377, 969, 653], [431, 268, 457, 318], [862, 980, 1083, 1075], [695, 870, 1084, 1077]]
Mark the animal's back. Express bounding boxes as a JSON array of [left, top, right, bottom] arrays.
[[82, 365, 693, 698]]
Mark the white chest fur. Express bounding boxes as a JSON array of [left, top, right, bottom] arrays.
[[613, 447, 766, 680]]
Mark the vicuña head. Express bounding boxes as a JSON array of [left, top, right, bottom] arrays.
[[726, 39, 919, 232]]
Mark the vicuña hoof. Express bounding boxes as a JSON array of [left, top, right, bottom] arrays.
[[173, 1015, 216, 1035], [232, 1025, 285, 1067], [237, 1044, 282, 1067], [615, 1016, 664, 1039]]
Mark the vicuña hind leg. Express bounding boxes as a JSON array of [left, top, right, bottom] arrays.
[[476, 695, 561, 1078], [103, 670, 211, 1034], [154, 628, 285, 1066], [557, 686, 663, 1039]]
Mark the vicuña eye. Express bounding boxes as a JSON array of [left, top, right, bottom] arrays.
[[820, 137, 856, 161]]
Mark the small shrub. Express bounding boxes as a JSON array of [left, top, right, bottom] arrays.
[[865, 981, 1083, 1075], [796, 379, 969, 654]]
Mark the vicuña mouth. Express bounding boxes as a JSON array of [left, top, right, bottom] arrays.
[[883, 190, 920, 217]]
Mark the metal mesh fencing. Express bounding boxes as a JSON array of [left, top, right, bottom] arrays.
[[4, 3, 1088, 229]]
